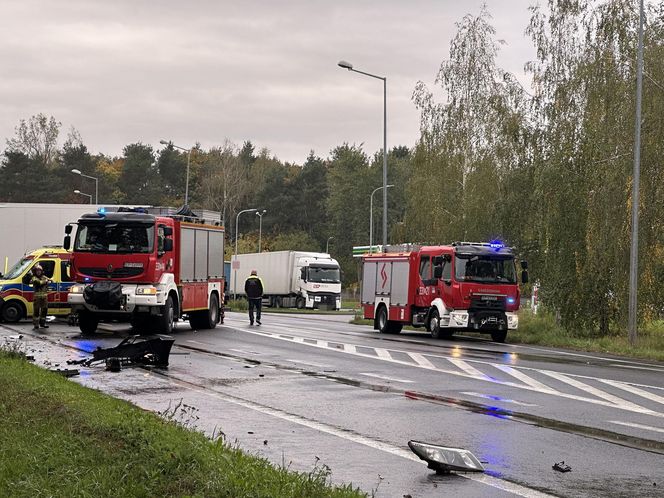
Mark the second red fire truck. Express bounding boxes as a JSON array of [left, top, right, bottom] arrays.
[[65, 207, 225, 335], [361, 242, 527, 342]]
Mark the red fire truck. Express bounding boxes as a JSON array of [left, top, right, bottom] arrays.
[[361, 242, 527, 342], [65, 207, 225, 336]]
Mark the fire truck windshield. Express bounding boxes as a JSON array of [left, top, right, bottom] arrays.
[[74, 223, 155, 254], [308, 266, 341, 283], [454, 255, 516, 284]]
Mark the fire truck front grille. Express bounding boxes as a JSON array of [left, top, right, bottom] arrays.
[[79, 267, 143, 278], [469, 295, 506, 312]]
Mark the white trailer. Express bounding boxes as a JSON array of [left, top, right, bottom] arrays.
[[0, 203, 97, 273], [232, 251, 341, 310]]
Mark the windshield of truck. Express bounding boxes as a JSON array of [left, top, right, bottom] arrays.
[[455, 255, 516, 284], [2, 257, 34, 280], [308, 266, 341, 283], [74, 223, 155, 253]]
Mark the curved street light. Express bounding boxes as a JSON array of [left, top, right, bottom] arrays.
[[338, 59, 389, 248], [256, 209, 267, 253], [74, 189, 93, 204], [370, 185, 393, 253], [233, 208, 258, 298], [71, 169, 98, 204]]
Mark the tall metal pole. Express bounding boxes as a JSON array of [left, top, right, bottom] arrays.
[[256, 210, 266, 253], [234, 208, 257, 299], [370, 185, 393, 254], [628, 0, 645, 346], [382, 77, 388, 248], [326, 236, 334, 253], [184, 148, 192, 206]]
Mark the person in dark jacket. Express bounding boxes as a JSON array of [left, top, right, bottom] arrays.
[[244, 269, 264, 325]]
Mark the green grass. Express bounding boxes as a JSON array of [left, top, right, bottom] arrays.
[[510, 311, 664, 362], [0, 351, 366, 498], [349, 309, 664, 362]]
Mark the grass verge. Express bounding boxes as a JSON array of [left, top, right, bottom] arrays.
[[0, 351, 366, 498], [511, 311, 664, 362]]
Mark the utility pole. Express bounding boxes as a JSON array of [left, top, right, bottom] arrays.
[[628, 0, 645, 346]]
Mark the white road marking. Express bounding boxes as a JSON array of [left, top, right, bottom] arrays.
[[229, 348, 260, 355], [171, 377, 554, 498], [448, 357, 492, 379], [493, 365, 555, 392], [461, 392, 538, 407], [539, 371, 647, 412], [360, 372, 414, 383], [608, 420, 664, 434], [186, 340, 211, 346], [599, 379, 664, 406], [375, 348, 393, 360], [409, 352, 437, 369], [611, 364, 664, 373], [236, 328, 664, 417], [343, 344, 357, 354]]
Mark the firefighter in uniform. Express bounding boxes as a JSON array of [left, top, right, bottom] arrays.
[[244, 269, 264, 326], [30, 264, 51, 329]]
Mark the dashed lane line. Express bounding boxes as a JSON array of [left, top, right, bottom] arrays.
[[360, 372, 414, 383], [493, 365, 555, 393], [448, 357, 493, 380], [598, 379, 664, 406], [408, 352, 437, 369]]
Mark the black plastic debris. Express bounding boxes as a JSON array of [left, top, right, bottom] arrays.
[[69, 335, 175, 368], [51, 368, 80, 377], [552, 461, 572, 473]]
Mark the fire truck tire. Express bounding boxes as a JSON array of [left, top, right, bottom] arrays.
[[429, 309, 453, 339], [203, 294, 220, 329], [490, 330, 507, 343], [377, 306, 401, 334], [1, 301, 24, 323], [78, 311, 98, 336], [156, 296, 174, 334]]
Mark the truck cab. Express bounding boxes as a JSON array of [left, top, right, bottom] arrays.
[[295, 256, 342, 310], [0, 246, 73, 322]]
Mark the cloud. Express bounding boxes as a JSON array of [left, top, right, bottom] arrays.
[[0, 0, 535, 163]]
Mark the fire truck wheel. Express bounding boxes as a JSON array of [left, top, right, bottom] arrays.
[[428, 309, 453, 339], [156, 296, 174, 334], [1, 301, 24, 323], [490, 330, 507, 343], [204, 294, 220, 329], [78, 311, 98, 336], [376, 306, 393, 334]]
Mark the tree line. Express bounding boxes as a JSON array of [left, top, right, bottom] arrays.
[[2, 0, 662, 335]]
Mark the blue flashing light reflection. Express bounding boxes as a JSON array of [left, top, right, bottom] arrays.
[[97, 207, 106, 215], [84, 277, 92, 282], [507, 297, 516, 304]]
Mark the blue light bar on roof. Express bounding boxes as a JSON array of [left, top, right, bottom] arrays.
[[489, 239, 504, 250], [97, 207, 106, 215]]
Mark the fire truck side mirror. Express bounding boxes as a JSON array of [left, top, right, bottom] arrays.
[[65, 224, 73, 235], [433, 256, 444, 266], [163, 227, 174, 237], [520, 260, 528, 270], [163, 239, 174, 252], [433, 266, 443, 279], [521, 270, 529, 284], [63, 235, 71, 251]]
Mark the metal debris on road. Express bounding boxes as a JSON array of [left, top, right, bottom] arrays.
[[50, 368, 80, 377], [552, 461, 572, 473]]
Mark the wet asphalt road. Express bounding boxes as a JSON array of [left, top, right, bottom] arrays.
[[1, 312, 663, 497]]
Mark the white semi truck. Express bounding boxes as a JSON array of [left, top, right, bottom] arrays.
[[233, 251, 341, 310]]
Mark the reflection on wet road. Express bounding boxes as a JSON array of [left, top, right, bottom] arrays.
[[1, 312, 662, 497]]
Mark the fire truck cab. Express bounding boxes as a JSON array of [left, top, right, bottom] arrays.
[[361, 242, 527, 342]]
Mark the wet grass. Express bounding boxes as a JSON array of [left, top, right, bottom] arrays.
[[0, 351, 366, 498], [511, 311, 664, 362]]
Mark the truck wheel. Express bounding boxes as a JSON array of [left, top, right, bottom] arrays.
[[388, 322, 403, 334], [78, 311, 98, 336], [296, 297, 305, 309], [1, 301, 24, 323], [275, 296, 283, 308], [156, 296, 175, 334], [490, 329, 507, 343], [376, 306, 392, 334], [204, 294, 220, 329], [429, 309, 453, 339]]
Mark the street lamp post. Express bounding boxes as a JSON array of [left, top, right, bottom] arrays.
[[234, 208, 257, 298], [74, 189, 93, 204], [339, 60, 389, 248], [326, 236, 334, 254], [71, 169, 98, 204], [628, 0, 645, 346], [370, 185, 394, 253], [256, 209, 267, 252], [160, 140, 193, 206]]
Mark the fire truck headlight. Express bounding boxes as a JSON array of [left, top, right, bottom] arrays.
[[69, 285, 85, 294], [136, 287, 158, 295]]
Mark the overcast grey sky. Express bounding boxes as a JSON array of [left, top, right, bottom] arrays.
[[0, 0, 535, 163]]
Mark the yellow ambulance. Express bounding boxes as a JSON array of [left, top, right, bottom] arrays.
[[0, 246, 73, 323]]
